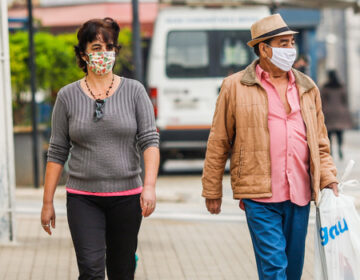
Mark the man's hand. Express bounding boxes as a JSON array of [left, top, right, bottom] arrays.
[[205, 198, 222, 214], [325, 182, 339, 196]]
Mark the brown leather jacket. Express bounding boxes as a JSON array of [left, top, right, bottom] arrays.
[[202, 60, 337, 204]]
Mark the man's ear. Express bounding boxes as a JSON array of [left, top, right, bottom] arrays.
[[258, 42, 266, 58], [259, 42, 271, 59]]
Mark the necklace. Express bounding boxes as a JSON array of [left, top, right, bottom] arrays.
[[85, 74, 114, 100]]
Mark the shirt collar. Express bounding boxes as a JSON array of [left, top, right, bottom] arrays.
[[255, 64, 268, 81], [241, 60, 316, 97], [288, 69, 296, 85], [255, 64, 296, 86]]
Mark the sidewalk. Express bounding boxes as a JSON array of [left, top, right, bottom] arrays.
[[0, 185, 330, 280], [1, 183, 319, 280], [1, 130, 360, 279], [0, 215, 316, 280]]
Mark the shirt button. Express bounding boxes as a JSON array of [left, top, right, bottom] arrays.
[[288, 153, 292, 157]]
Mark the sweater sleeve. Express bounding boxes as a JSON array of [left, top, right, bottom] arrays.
[[47, 93, 71, 165], [135, 84, 159, 153]]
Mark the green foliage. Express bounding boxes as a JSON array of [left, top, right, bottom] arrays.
[[35, 33, 84, 93], [9, 28, 134, 125], [9, 32, 83, 96], [9, 32, 29, 96], [114, 27, 134, 75]]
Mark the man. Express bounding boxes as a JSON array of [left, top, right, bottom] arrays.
[[202, 14, 338, 280]]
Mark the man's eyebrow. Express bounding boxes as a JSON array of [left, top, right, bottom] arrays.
[[90, 43, 102, 47], [279, 38, 292, 43]]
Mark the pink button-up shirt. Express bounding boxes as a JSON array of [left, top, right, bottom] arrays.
[[252, 65, 311, 206]]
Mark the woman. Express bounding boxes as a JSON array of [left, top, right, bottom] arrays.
[[321, 70, 352, 160], [40, 17, 160, 280]]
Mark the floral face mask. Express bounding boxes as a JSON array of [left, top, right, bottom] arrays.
[[86, 51, 115, 76]]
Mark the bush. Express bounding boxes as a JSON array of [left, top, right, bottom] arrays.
[[9, 28, 133, 125]]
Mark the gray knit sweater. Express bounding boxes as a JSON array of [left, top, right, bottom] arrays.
[[47, 78, 159, 192]]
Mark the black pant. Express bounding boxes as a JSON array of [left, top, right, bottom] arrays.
[[67, 193, 142, 280], [328, 130, 344, 159]]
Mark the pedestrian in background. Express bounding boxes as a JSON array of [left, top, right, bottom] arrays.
[[40, 17, 159, 280], [293, 54, 309, 74], [321, 70, 352, 160], [202, 14, 338, 280]]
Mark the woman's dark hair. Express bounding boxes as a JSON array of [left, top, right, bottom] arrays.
[[324, 70, 342, 88], [75, 17, 121, 73], [253, 38, 273, 57]]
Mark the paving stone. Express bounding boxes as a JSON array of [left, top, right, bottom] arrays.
[[0, 215, 318, 280]]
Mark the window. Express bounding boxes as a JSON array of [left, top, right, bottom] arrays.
[[166, 30, 254, 78], [166, 31, 209, 78], [219, 31, 253, 76]]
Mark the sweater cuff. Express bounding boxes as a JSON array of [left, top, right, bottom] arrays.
[[47, 156, 66, 166], [47, 143, 70, 165], [137, 130, 159, 152], [141, 142, 159, 153]]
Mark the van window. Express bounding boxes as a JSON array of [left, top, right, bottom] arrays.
[[166, 30, 254, 78], [166, 31, 209, 78], [219, 31, 253, 76]]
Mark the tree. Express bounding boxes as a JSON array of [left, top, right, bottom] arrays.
[[9, 32, 83, 124], [114, 27, 134, 77], [9, 28, 133, 125]]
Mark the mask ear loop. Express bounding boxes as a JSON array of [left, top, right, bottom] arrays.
[[84, 53, 91, 65]]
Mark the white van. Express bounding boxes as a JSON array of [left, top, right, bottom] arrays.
[[147, 6, 270, 170]]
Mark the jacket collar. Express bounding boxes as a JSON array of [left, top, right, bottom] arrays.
[[240, 59, 315, 96]]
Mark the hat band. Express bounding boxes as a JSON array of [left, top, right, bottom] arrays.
[[253, 26, 291, 40]]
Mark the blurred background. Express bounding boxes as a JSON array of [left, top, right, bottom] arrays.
[[4, 0, 360, 186], [1, 1, 360, 279]]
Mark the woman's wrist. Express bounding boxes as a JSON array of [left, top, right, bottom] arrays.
[[43, 199, 54, 205], [143, 184, 155, 190]]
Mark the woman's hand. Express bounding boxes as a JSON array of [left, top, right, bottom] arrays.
[[41, 162, 63, 235], [140, 185, 156, 217], [41, 202, 56, 235]]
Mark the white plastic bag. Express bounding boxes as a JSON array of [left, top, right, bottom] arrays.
[[315, 160, 360, 280]]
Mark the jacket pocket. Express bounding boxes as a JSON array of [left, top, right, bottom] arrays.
[[237, 147, 244, 177]]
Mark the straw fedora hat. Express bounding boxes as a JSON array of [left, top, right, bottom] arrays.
[[247, 14, 298, 47]]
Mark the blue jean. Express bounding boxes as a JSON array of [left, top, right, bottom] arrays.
[[242, 199, 310, 280]]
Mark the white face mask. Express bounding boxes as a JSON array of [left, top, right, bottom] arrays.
[[267, 45, 297, 72]]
